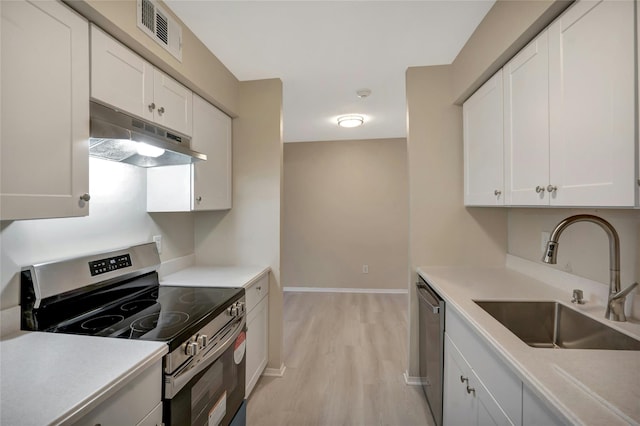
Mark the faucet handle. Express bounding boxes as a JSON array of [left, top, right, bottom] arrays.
[[571, 289, 585, 304], [612, 282, 638, 300]]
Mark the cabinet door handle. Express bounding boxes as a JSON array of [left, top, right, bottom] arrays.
[[460, 375, 468, 384], [494, 190, 502, 197], [535, 186, 545, 193], [466, 385, 476, 396], [546, 185, 558, 193], [148, 102, 156, 112], [256, 286, 262, 291], [158, 106, 165, 115], [196, 196, 202, 203], [79, 193, 91, 202]]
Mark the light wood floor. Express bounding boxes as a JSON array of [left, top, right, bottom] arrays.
[[247, 292, 434, 426]]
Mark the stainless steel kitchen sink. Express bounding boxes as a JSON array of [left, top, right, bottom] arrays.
[[474, 301, 640, 350]]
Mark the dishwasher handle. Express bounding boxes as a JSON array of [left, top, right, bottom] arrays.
[[416, 281, 442, 314]]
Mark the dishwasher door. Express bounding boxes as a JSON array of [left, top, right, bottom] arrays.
[[417, 277, 444, 426]]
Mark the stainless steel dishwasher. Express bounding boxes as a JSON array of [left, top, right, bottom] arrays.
[[417, 275, 445, 426]]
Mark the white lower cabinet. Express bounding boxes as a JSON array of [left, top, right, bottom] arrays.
[[444, 307, 564, 426], [76, 361, 162, 426], [444, 335, 513, 426], [522, 385, 564, 426], [244, 272, 269, 397]]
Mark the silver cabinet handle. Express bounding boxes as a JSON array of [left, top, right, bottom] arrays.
[[547, 185, 558, 193], [196, 196, 202, 203], [466, 385, 476, 396], [494, 190, 502, 196], [535, 186, 545, 193], [148, 102, 156, 112], [158, 106, 165, 115], [256, 286, 262, 291], [460, 375, 468, 384], [79, 193, 91, 202]]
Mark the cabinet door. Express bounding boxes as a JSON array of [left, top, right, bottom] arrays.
[[246, 297, 269, 397], [192, 95, 232, 210], [1, 0, 89, 220], [463, 70, 504, 206], [549, 0, 635, 206], [90, 25, 154, 122], [504, 30, 550, 206], [522, 385, 563, 426], [153, 68, 193, 136], [444, 335, 475, 425], [147, 165, 191, 212], [474, 373, 514, 426]]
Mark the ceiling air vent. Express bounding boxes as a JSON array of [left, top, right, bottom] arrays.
[[137, 0, 182, 62]]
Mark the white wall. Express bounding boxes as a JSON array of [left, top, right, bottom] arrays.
[[0, 158, 194, 311]]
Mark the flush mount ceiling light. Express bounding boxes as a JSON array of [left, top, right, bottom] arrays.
[[337, 115, 364, 128]]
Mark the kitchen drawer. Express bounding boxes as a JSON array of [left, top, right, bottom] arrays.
[[137, 401, 162, 426], [446, 307, 522, 425], [76, 361, 162, 426], [246, 273, 269, 312]]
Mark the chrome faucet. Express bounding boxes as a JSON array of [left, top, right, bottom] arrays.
[[542, 214, 638, 322]]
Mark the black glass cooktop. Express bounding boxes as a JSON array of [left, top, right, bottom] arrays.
[[48, 283, 243, 351]]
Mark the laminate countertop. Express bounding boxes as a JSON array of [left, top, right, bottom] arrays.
[[418, 266, 640, 426], [0, 331, 167, 425], [161, 266, 270, 288]]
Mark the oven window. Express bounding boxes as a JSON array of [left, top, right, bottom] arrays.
[[190, 346, 241, 426]]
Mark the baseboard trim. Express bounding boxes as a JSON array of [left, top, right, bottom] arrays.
[[262, 363, 287, 377], [404, 371, 424, 386], [284, 287, 408, 294]]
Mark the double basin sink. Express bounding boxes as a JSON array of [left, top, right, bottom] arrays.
[[474, 301, 640, 350]]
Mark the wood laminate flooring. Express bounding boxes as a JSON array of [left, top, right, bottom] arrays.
[[247, 292, 434, 426]]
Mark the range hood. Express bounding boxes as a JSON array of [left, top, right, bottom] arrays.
[[89, 101, 206, 167]]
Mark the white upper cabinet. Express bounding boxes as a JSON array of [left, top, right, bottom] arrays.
[[152, 68, 193, 137], [90, 25, 192, 136], [548, 0, 635, 207], [1, 0, 90, 220], [504, 30, 550, 206], [192, 94, 232, 211], [465, 0, 637, 208], [147, 96, 232, 212], [91, 25, 154, 122], [463, 70, 504, 206]]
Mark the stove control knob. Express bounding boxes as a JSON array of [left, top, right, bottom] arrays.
[[239, 302, 245, 314], [197, 334, 208, 349], [231, 306, 239, 316], [185, 342, 199, 356]]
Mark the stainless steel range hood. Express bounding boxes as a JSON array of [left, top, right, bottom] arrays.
[[89, 101, 206, 167]]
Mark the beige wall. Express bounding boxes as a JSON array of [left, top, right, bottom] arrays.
[[451, 0, 572, 104], [406, 65, 508, 376], [66, 0, 239, 115], [194, 79, 284, 370], [282, 138, 409, 290]]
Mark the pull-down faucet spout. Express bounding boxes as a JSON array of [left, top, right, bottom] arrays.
[[542, 214, 637, 322]]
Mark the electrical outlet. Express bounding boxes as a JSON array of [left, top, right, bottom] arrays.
[[362, 264, 369, 274], [541, 232, 550, 254], [153, 235, 162, 254]]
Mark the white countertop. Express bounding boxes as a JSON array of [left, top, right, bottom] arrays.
[[161, 265, 270, 288], [418, 266, 640, 426], [0, 332, 167, 425]]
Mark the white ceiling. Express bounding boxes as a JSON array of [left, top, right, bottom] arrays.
[[165, 1, 495, 143]]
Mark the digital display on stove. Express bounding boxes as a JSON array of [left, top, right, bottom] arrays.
[[88, 254, 132, 276]]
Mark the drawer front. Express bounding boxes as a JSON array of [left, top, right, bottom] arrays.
[[446, 308, 522, 425], [78, 361, 162, 425], [246, 273, 269, 312]]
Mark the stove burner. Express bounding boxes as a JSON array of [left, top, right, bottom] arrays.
[[120, 299, 157, 312], [80, 314, 125, 332], [130, 311, 190, 333], [178, 292, 199, 304]]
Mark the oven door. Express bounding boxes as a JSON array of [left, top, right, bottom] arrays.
[[164, 318, 246, 426]]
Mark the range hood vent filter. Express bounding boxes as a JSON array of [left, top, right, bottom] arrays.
[[89, 101, 206, 168]]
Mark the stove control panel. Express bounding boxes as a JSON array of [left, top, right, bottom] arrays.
[[88, 254, 132, 276]]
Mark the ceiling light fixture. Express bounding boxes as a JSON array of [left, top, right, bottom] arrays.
[[337, 115, 364, 128]]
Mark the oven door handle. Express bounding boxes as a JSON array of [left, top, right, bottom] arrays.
[[165, 316, 246, 399]]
